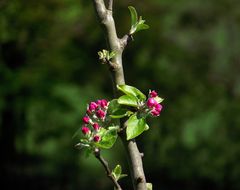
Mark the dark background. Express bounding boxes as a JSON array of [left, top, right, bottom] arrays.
[[1, 0, 240, 189]]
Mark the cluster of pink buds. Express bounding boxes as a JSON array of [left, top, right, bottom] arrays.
[[146, 90, 163, 116], [81, 99, 109, 142]]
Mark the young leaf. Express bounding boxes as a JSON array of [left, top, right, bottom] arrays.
[[128, 6, 149, 35], [147, 183, 153, 190], [109, 51, 116, 59], [112, 165, 128, 181], [126, 114, 147, 140], [118, 95, 138, 107], [95, 127, 118, 149], [108, 99, 130, 118], [135, 23, 149, 33], [154, 96, 164, 103], [119, 174, 128, 180], [108, 99, 121, 114], [144, 123, 149, 131], [112, 165, 122, 180], [117, 84, 146, 100], [110, 110, 134, 118], [128, 6, 138, 28]]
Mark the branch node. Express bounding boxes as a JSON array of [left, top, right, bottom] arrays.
[[136, 176, 144, 183], [120, 34, 133, 50]]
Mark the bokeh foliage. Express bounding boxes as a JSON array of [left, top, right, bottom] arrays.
[[1, 0, 240, 189]]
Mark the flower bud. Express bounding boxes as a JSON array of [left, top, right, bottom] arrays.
[[96, 100, 102, 106], [96, 109, 106, 119], [82, 116, 90, 124], [93, 123, 100, 131], [155, 103, 163, 112], [89, 102, 98, 111], [151, 110, 160, 116], [150, 90, 158, 98], [93, 135, 101, 142], [81, 126, 90, 135], [147, 98, 157, 108], [100, 99, 108, 108]]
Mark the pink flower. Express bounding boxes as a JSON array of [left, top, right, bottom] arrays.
[[150, 104, 163, 116], [150, 90, 158, 98], [93, 123, 100, 131], [96, 100, 102, 106], [155, 104, 163, 112], [147, 98, 157, 108], [100, 99, 108, 108], [89, 102, 98, 111], [151, 110, 160, 116], [81, 126, 90, 135], [93, 135, 101, 142], [96, 99, 108, 108], [82, 116, 90, 124], [96, 109, 106, 119]]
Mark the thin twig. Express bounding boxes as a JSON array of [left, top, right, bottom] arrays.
[[120, 34, 133, 50], [94, 148, 122, 190]]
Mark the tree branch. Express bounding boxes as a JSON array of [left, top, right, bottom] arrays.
[[94, 148, 122, 190], [92, 0, 147, 189], [108, 0, 113, 11]]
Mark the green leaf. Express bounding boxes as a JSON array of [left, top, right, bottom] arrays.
[[109, 51, 116, 59], [154, 96, 164, 103], [135, 23, 149, 33], [112, 165, 121, 180], [118, 95, 138, 107], [128, 6, 149, 35], [128, 6, 138, 27], [108, 99, 133, 118], [126, 114, 147, 140], [147, 183, 153, 190], [112, 165, 128, 181], [108, 99, 121, 114], [117, 84, 146, 100], [95, 127, 118, 149], [110, 110, 134, 119], [119, 174, 128, 180], [144, 123, 149, 131]]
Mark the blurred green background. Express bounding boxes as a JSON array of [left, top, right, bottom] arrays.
[[1, 0, 240, 189]]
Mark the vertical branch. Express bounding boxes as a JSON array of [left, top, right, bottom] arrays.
[[108, 0, 113, 11], [92, 0, 147, 189]]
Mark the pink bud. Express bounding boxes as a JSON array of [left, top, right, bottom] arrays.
[[96, 109, 106, 119], [93, 135, 101, 142], [155, 104, 163, 112], [151, 110, 160, 116], [82, 116, 90, 124], [89, 102, 98, 111], [96, 100, 102, 106], [100, 99, 108, 108], [150, 90, 158, 98], [147, 98, 157, 108], [81, 126, 90, 135], [93, 123, 100, 131]]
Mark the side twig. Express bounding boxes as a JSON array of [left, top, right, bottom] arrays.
[[94, 148, 122, 190]]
